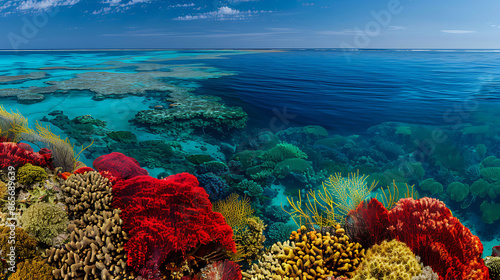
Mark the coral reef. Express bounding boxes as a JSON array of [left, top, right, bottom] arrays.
[[485, 256, 500, 280], [93, 152, 149, 180], [242, 241, 292, 280], [45, 210, 130, 280], [197, 173, 230, 201], [235, 179, 263, 197], [277, 225, 365, 279], [112, 172, 236, 279], [347, 197, 490, 280], [419, 178, 443, 195], [20, 202, 68, 245], [0, 142, 53, 169], [8, 259, 54, 280], [0, 226, 38, 262], [17, 163, 48, 185], [260, 143, 307, 163], [352, 239, 422, 280], [200, 259, 242, 280], [135, 91, 247, 134]]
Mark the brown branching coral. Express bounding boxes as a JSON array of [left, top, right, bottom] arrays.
[[277, 224, 364, 279], [45, 211, 130, 280], [45, 171, 132, 280], [62, 171, 113, 221]]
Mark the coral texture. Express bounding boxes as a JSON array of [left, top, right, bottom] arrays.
[[0, 142, 53, 169], [242, 241, 292, 280], [352, 239, 422, 280], [347, 197, 490, 280], [93, 152, 148, 180], [20, 202, 68, 245], [62, 171, 113, 221], [0, 226, 38, 262], [112, 172, 236, 279], [8, 259, 54, 280], [17, 163, 48, 185], [277, 225, 364, 279], [389, 198, 489, 280], [200, 259, 242, 280], [485, 256, 500, 280]]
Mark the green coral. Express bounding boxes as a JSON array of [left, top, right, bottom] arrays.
[[470, 179, 490, 198], [419, 178, 443, 195], [476, 144, 487, 158], [273, 158, 313, 179], [480, 201, 500, 224], [20, 202, 68, 245], [260, 143, 307, 163], [485, 256, 500, 280], [407, 162, 425, 178], [395, 126, 412, 135], [481, 156, 500, 168], [0, 226, 38, 262], [106, 130, 137, 144], [8, 259, 54, 280], [17, 163, 48, 185], [480, 167, 500, 182], [352, 239, 422, 280], [236, 179, 263, 197], [447, 182, 469, 202]]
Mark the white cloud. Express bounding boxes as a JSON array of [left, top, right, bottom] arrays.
[[441, 30, 476, 34], [169, 3, 195, 8], [174, 6, 271, 21], [0, 1, 13, 12], [18, 0, 80, 10], [93, 7, 112, 14]]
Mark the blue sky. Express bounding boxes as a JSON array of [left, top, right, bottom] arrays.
[[0, 0, 499, 49]]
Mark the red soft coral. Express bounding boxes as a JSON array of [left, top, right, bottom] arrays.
[[93, 152, 148, 180], [346, 198, 391, 249], [0, 142, 53, 169], [201, 260, 242, 280], [387, 197, 489, 280], [73, 166, 94, 174], [112, 173, 236, 279]]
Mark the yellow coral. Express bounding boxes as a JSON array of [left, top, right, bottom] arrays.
[[242, 241, 293, 280], [0, 226, 38, 262], [485, 256, 500, 280], [282, 187, 338, 228], [213, 193, 254, 236], [352, 239, 422, 280], [0, 105, 32, 142], [9, 259, 54, 280], [276, 225, 364, 279], [323, 171, 378, 217]]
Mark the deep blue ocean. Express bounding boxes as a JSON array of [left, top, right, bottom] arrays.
[[194, 50, 500, 134]]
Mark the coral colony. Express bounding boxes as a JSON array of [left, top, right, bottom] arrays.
[[1, 97, 500, 280]]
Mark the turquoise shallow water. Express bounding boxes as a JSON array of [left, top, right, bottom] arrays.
[[0, 49, 499, 268]]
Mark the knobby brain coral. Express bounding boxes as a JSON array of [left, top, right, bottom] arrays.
[[17, 163, 48, 185], [111, 172, 236, 279], [19, 202, 68, 245], [352, 239, 422, 280]]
